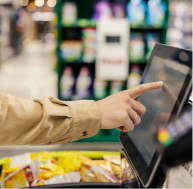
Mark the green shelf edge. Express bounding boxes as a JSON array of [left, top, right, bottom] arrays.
[[62, 21, 167, 30]]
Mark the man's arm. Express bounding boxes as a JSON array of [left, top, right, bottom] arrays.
[[0, 81, 163, 146], [0, 93, 101, 146]]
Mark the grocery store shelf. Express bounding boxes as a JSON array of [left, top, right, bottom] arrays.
[[62, 20, 166, 30], [61, 59, 147, 64]]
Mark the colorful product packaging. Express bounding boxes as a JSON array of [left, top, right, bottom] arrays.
[[60, 41, 82, 61], [129, 33, 145, 62], [0, 159, 39, 188]]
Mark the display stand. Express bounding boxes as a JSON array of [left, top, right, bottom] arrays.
[[121, 95, 193, 189]]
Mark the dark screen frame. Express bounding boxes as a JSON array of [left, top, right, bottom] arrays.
[[119, 44, 192, 188]]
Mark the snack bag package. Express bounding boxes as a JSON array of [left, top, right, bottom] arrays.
[[36, 171, 81, 186], [121, 158, 135, 182], [0, 158, 39, 188], [57, 153, 82, 174], [0, 152, 64, 182], [79, 155, 121, 183]]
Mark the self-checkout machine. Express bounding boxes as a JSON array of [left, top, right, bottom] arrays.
[[120, 44, 192, 188]]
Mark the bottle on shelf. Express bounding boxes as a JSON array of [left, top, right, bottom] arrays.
[[74, 67, 93, 100], [110, 81, 124, 95], [94, 78, 108, 100], [82, 28, 97, 63], [92, 0, 113, 20], [147, 0, 166, 27], [126, 0, 146, 26], [62, 2, 77, 24], [113, 2, 126, 18], [60, 67, 75, 100], [129, 33, 145, 63], [146, 33, 160, 59], [127, 65, 142, 89]]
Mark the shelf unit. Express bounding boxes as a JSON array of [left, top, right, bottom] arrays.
[[55, 0, 169, 142]]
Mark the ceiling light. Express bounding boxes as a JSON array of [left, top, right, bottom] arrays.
[[47, 0, 56, 7], [35, 0, 44, 7], [19, 0, 29, 6]]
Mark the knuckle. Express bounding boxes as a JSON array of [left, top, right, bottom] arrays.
[[141, 106, 146, 113], [139, 85, 145, 91], [135, 117, 141, 125], [122, 113, 128, 121], [130, 123, 135, 131]]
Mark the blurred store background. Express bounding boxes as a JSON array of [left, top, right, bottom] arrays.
[[0, 0, 192, 155]]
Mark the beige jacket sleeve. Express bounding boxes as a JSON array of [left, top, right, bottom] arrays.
[[0, 93, 101, 146]]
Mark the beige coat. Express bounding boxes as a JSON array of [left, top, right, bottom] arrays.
[[0, 93, 101, 146]]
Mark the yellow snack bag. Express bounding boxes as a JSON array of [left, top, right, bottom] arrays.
[[57, 153, 82, 174], [103, 155, 121, 165], [80, 164, 108, 182], [1, 152, 53, 174], [0, 159, 39, 188], [121, 158, 135, 182], [38, 162, 64, 180]]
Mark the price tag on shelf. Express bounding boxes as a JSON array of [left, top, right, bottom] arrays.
[[96, 19, 130, 81]]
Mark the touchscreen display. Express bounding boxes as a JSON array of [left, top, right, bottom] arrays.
[[128, 56, 190, 166]]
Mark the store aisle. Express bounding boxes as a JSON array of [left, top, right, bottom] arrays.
[[0, 41, 57, 100]]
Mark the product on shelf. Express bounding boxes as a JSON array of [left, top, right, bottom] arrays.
[[113, 2, 126, 18], [147, 0, 166, 27], [82, 28, 97, 63], [60, 41, 82, 61], [94, 78, 108, 100], [167, 0, 192, 49], [129, 33, 145, 62], [146, 33, 160, 59], [126, 0, 146, 26], [74, 67, 93, 100], [62, 2, 77, 24], [110, 81, 124, 95], [127, 65, 141, 89], [92, 1, 113, 20], [60, 67, 75, 100]]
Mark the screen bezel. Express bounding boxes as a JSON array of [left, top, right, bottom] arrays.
[[119, 44, 192, 187]]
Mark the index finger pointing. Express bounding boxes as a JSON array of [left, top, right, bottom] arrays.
[[128, 81, 163, 99]]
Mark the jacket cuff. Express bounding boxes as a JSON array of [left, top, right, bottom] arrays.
[[65, 100, 101, 141]]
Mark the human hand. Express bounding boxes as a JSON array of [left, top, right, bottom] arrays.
[[96, 81, 163, 132]]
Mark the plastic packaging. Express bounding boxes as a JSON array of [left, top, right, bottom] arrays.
[[74, 67, 93, 100], [60, 41, 82, 61], [127, 65, 141, 89], [94, 78, 108, 100], [121, 158, 135, 182], [129, 33, 145, 62], [57, 153, 82, 174], [92, 1, 112, 20], [60, 67, 75, 100], [36, 171, 81, 186], [82, 28, 97, 63], [147, 0, 166, 27], [146, 33, 160, 59], [79, 155, 121, 183], [0, 152, 65, 182], [0, 159, 39, 188], [62, 2, 77, 24], [110, 81, 124, 95], [113, 2, 126, 18], [126, 0, 146, 26]]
